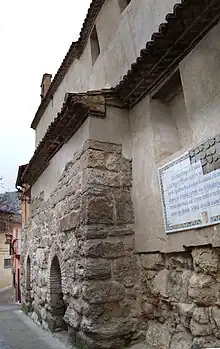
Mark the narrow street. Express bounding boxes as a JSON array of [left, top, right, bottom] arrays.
[[0, 288, 68, 349]]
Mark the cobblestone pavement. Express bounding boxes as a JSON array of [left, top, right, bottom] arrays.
[[0, 305, 68, 349]]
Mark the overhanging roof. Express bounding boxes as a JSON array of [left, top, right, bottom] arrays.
[[16, 164, 28, 188], [116, 0, 220, 107], [25, 0, 220, 187], [23, 89, 120, 185]]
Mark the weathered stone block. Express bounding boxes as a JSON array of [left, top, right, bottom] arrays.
[[113, 256, 138, 276], [59, 210, 80, 232], [82, 281, 126, 304], [83, 168, 121, 188], [64, 160, 80, 180], [81, 240, 125, 259], [82, 195, 114, 224], [192, 247, 219, 275], [105, 153, 131, 173], [108, 227, 134, 237], [113, 256, 139, 287], [153, 269, 170, 298], [40, 306, 47, 320], [51, 187, 69, 207], [190, 316, 212, 336], [83, 225, 108, 239], [141, 253, 165, 270], [120, 171, 132, 187], [192, 336, 220, 349], [75, 259, 111, 280], [170, 330, 192, 349], [211, 305, 220, 329], [188, 273, 217, 306], [145, 321, 171, 349], [66, 190, 81, 213], [166, 253, 193, 270], [142, 302, 156, 317], [177, 303, 195, 327], [83, 140, 122, 154], [192, 307, 210, 324], [35, 249, 48, 269], [81, 149, 105, 169], [81, 316, 138, 340], [168, 269, 192, 302], [114, 188, 134, 224], [82, 302, 105, 320], [64, 307, 80, 329]]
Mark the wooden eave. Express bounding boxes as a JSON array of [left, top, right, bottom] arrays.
[[23, 89, 119, 186], [115, 0, 220, 107], [15, 164, 28, 188]]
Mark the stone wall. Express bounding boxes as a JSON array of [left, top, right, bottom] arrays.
[[139, 247, 220, 349], [20, 140, 141, 349], [21, 139, 220, 349]]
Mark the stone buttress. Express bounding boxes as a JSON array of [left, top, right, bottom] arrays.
[[20, 140, 141, 349]]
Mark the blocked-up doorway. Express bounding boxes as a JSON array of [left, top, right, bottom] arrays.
[[49, 256, 67, 332]]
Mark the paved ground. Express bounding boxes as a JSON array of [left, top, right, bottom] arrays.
[[0, 288, 68, 349], [0, 287, 14, 305]]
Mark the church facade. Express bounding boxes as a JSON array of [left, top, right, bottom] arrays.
[[16, 1, 220, 348]]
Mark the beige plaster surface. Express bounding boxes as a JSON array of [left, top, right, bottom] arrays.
[[35, 0, 181, 145], [32, 118, 90, 201], [33, 7, 220, 254], [130, 22, 220, 253], [0, 233, 11, 289], [32, 105, 131, 200]]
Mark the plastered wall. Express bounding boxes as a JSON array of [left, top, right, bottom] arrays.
[[0, 233, 11, 289], [35, 0, 181, 145], [130, 22, 220, 253]]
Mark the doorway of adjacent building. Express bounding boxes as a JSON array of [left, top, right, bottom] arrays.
[[49, 256, 67, 332]]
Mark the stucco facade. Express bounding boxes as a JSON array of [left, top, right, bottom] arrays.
[[35, 0, 181, 146], [18, 1, 220, 348], [0, 230, 11, 289], [0, 211, 21, 291]]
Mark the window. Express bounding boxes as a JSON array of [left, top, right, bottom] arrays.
[[90, 26, 100, 65], [118, 0, 131, 13], [4, 258, 11, 268]]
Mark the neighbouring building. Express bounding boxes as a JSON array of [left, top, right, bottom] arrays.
[[0, 192, 22, 301], [0, 210, 14, 289], [16, 1, 220, 348]]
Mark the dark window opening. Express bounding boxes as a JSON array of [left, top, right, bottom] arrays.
[[90, 26, 100, 65], [4, 258, 11, 268], [118, 0, 131, 13]]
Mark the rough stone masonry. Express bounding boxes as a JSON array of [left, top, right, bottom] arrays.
[[21, 139, 220, 349], [21, 140, 141, 349]]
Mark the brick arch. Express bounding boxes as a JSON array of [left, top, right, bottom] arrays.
[[49, 256, 62, 297], [47, 243, 67, 294], [48, 253, 67, 332]]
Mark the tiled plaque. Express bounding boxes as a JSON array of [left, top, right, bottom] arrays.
[[159, 151, 220, 233]]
